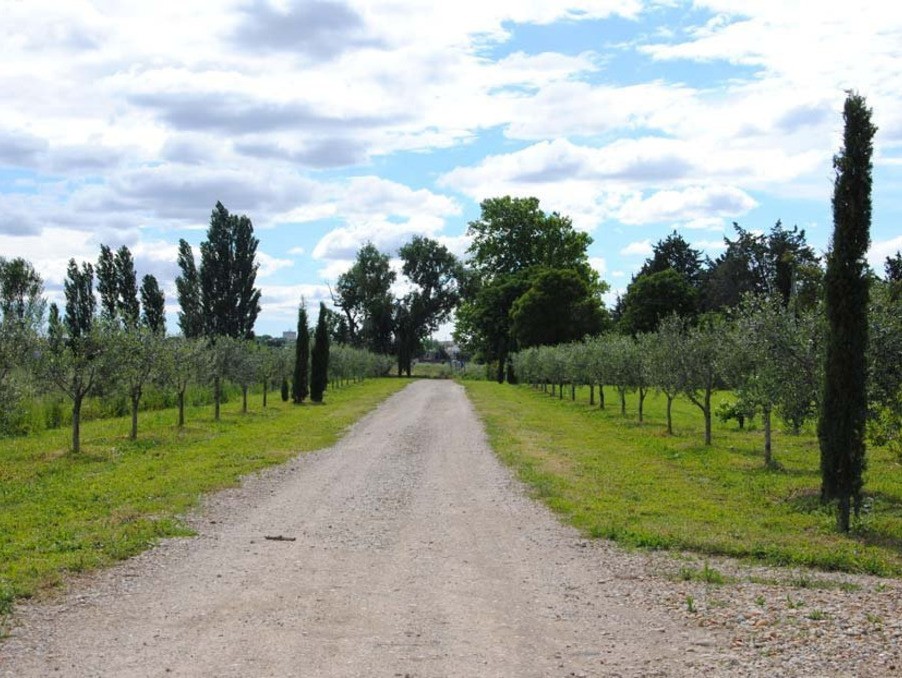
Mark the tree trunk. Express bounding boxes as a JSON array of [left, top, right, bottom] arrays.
[[666, 395, 673, 434], [703, 388, 712, 445], [638, 387, 646, 423], [130, 391, 140, 440], [178, 389, 186, 428], [263, 381, 268, 408], [599, 385, 605, 410], [763, 406, 773, 467], [619, 388, 626, 415], [559, 382, 564, 400], [242, 385, 248, 413], [589, 384, 595, 406], [71, 394, 82, 453], [571, 384, 575, 401], [214, 375, 221, 421], [837, 495, 851, 532]]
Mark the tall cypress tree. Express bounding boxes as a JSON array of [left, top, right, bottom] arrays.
[[818, 92, 876, 532], [175, 239, 204, 339], [292, 304, 310, 404], [310, 302, 330, 403]]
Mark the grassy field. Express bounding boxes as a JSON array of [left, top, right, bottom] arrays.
[[463, 381, 902, 576], [0, 378, 407, 619]]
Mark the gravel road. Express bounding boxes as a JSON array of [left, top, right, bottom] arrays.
[[2, 380, 899, 676]]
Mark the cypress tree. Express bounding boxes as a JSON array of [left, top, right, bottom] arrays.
[[818, 92, 876, 532], [310, 302, 330, 403], [292, 304, 309, 404]]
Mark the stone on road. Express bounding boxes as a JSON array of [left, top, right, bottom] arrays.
[[1, 380, 726, 677]]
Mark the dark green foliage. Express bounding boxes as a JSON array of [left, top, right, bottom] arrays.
[[510, 268, 607, 347], [456, 196, 602, 382], [280, 377, 289, 402], [819, 92, 876, 532], [619, 268, 697, 334], [637, 231, 706, 288], [868, 279, 902, 456], [140, 275, 166, 334], [456, 272, 532, 383], [703, 221, 820, 312], [199, 202, 262, 340], [115, 246, 141, 329], [63, 259, 95, 340], [395, 236, 467, 375], [886, 251, 902, 289], [335, 243, 395, 353], [310, 302, 330, 402], [292, 304, 310, 404], [466, 196, 595, 282], [96, 245, 118, 322], [0, 257, 44, 324], [175, 239, 204, 339]]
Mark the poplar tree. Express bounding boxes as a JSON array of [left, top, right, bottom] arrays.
[[115, 246, 140, 329], [175, 239, 204, 338], [140, 274, 166, 334], [310, 302, 330, 403], [200, 202, 261, 340], [96, 244, 118, 322], [292, 304, 310, 404], [819, 92, 876, 532]]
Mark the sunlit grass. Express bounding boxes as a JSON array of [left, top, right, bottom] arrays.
[[463, 381, 902, 576], [0, 378, 406, 617]]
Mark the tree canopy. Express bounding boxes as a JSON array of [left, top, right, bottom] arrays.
[[199, 201, 262, 339]]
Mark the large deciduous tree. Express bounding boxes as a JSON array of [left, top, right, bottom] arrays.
[[509, 268, 606, 348], [819, 92, 876, 533], [394, 236, 467, 376], [334, 243, 396, 354], [456, 196, 601, 382], [619, 268, 697, 335]]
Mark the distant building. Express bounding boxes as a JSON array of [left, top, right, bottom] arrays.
[[282, 330, 297, 341]]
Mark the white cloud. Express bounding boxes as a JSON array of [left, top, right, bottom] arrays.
[[617, 185, 757, 225], [256, 251, 294, 279], [287, 246, 305, 256], [620, 239, 652, 257], [590, 256, 608, 276], [680, 217, 726, 231], [259, 283, 333, 324], [869, 235, 902, 272]]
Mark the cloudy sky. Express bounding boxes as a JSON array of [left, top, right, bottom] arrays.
[[2, 1, 902, 337]]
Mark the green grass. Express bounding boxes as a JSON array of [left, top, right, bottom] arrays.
[[0, 378, 406, 619], [463, 381, 902, 576]]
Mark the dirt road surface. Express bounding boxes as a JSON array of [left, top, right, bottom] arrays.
[[2, 380, 732, 677]]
